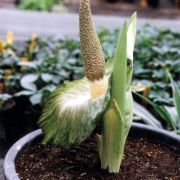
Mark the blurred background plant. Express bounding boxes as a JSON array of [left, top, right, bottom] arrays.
[[18, 0, 64, 11], [133, 73, 180, 135], [0, 25, 179, 137], [1, 25, 179, 106]]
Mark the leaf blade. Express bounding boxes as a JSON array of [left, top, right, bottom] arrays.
[[111, 21, 127, 117], [133, 101, 163, 128]]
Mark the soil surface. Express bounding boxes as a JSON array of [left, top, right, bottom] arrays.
[[16, 132, 180, 180]]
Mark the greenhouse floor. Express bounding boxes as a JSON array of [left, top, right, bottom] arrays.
[[0, 9, 180, 40]]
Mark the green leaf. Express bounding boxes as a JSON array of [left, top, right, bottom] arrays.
[[20, 74, 39, 92], [111, 21, 127, 117], [98, 100, 125, 173], [133, 101, 163, 128], [0, 94, 12, 101], [124, 14, 137, 136], [30, 93, 42, 105], [15, 90, 34, 97], [41, 73, 53, 83], [134, 92, 177, 131], [169, 73, 180, 121], [127, 12, 137, 61], [98, 14, 137, 173]]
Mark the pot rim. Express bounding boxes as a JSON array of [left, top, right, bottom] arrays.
[[3, 122, 180, 180]]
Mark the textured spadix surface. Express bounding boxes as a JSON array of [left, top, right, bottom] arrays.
[[39, 0, 109, 147], [98, 13, 137, 173], [80, 0, 105, 81]]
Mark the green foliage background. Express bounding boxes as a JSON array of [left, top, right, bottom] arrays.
[[19, 0, 64, 11], [0, 25, 179, 106]]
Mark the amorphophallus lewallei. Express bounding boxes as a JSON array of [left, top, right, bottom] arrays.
[[39, 0, 137, 173]]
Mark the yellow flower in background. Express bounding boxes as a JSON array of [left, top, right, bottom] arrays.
[[132, 83, 151, 98], [31, 33, 38, 39], [20, 57, 29, 72], [6, 49, 15, 56], [29, 41, 38, 52], [0, 40, 4, 54], [132, 83, 145, 92], [21, 56, 29, 62], [28, 33, 38, 51], [4, 69, 12, 78], [6, 31, 14, 45], [143, 86, 151, 98], [30, 41, 37, 49]]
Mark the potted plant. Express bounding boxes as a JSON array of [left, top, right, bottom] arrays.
[[4, 0, 180, 179]]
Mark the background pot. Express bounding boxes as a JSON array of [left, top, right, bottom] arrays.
[[0, 97, 40, 146], [0, 100, 24, 145], [14, 96, 40, 135], [3, 122, 180, 180]]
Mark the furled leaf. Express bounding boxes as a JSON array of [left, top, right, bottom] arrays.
[[127, 12, 137, 61], [111, 21, 127, 115], [169, 73, 180, 121], [97, 100, 125, 173], [18, 61, 37, 68], [164, 106, 179, 129], [124, 12, 137, 136], [99, 17, 132, 173]]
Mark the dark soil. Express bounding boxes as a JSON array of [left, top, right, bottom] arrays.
[[16, 132, 180, 180]]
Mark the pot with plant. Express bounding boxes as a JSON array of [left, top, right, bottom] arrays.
[[4, 0, 180, 179]]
